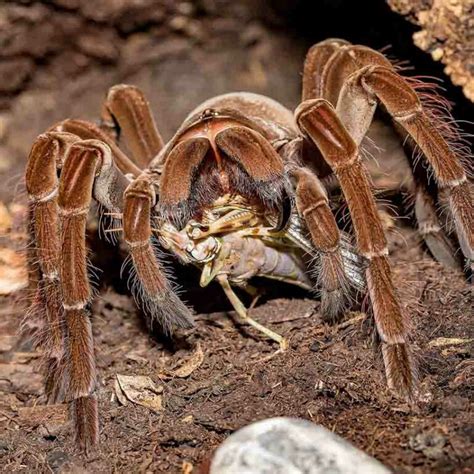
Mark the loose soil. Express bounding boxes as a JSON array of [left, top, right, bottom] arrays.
[[1, 226, 473, 473]]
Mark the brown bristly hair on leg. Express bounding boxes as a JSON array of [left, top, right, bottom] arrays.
[[123, 175, 195, 333], [292, 166, 361, 322], [296, 99, 417, 399]]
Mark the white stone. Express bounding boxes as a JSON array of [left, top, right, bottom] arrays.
[[210, 417, 392, 474]]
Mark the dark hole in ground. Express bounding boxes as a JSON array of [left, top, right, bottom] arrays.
[[268, 0, 473, 129]]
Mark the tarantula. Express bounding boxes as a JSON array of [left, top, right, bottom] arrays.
[[25, 39, 473, 451]]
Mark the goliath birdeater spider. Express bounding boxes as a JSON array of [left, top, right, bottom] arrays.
[[25, 39, 473, 450]]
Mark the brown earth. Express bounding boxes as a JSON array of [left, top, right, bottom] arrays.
[[0, 1, 473, 473]]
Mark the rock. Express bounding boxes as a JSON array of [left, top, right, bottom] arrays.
[[47, 450, 70, 470], [210, 417, 391, 474]]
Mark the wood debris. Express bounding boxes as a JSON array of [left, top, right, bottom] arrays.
[[428, 337, 473, 348]]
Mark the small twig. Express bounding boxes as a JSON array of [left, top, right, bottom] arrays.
[[335, 313, 366, 330]]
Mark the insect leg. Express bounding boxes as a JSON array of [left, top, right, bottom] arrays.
[[217, 274, 288, 350]]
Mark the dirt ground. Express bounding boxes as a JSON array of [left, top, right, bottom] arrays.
[[0, 1, 473, 473], [1, 224, 473, 473]]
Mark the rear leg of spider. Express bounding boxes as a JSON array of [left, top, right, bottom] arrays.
[[296, 100, 416, 399], [100, 84, 164, 167], [305, 40, 473, 272], [361, 66, 473, 270]]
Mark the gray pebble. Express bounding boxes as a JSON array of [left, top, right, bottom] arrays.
[[210, 417, 391, 474]]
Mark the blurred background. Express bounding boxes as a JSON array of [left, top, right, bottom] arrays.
[[0, 0, 472, 201]]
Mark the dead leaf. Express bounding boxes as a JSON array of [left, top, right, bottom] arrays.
[[0, 248, 27, 295], [125, 350, 149, 365], [441, 346, 470, 357], [170, 343, 204, 378], [115, 374, 163, 412], [114, 377, 128, 406], [0, 335, 15, 352]]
